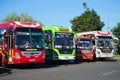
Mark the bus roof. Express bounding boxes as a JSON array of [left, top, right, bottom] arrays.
[[0, 21, 42, 29], [77, 31, 111, 37], [43, 25, 73, 33], [74, 33, 91, 40]]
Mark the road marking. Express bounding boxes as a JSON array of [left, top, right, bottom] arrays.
[[102, 70, 118, 76]]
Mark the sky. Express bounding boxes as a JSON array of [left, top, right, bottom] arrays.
[[0, 0, 120, 32]]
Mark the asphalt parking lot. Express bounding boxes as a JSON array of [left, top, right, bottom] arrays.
[[0, 58, 120, 80]]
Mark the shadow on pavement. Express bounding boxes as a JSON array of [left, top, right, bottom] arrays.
[[0, 67, 12, 75], [1, 58, 118, 69], [7, 60, 78, 69], [8, 63, 61, 69], [96, 58, 118, 62]]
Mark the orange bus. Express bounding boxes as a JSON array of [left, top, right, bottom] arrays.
[[74, 33, 94, 61]]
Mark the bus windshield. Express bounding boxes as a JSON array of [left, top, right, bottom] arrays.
[[55, 32, 74, 49], [77, 39, 92, 50], [97, 36, 113, 48], [15, 28, 44, 49]]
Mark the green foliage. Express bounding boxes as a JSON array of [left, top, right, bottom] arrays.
[[113, 39, 118, 54], [70, 8, 104, 33], [114, 54, 120, 58], [116, 40, 120, 55], [111, 23, 120, 38], [20, 12, 34, 22], [111, 23, 120, 55], [2, 12, 44, 26], [3, 12, 20, 22]]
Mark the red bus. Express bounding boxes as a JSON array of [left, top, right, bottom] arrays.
[[0, 21, 45, 66], [74, 33, 94, 61]]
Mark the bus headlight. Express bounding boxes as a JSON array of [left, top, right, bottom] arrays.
[[15, 53, 20, 59]]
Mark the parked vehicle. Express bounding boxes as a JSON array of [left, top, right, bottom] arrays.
[[43, 26, 75, 62], [77, 31, 114, 60], [0, 21, 45, 66], [74, 34, 94, 61]]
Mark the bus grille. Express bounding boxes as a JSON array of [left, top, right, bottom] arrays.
[[22, 51, 40, 56], [59, 49, 73, 54], [100, 49, 112, 53]]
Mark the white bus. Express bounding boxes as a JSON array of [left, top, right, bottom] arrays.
[[78, 31, 114, 60]]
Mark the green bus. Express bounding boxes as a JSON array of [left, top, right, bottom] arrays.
[[43, 25, 75, 61]]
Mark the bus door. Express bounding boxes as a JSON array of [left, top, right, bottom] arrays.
[[2, 28, 13, 64], [44, 30, 53, 59]]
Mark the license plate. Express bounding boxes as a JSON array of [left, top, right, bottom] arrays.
[[65, 56, 68, 59], [29, 59, 35, 62]]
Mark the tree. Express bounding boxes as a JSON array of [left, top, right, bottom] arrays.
[[70, 3, 104, 33], [111, 23, 120, 55], [20, 12, 34, 22], [2, 12, 44, 26], [3, 12, 20, 22], [111, 23, 120, 38]]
